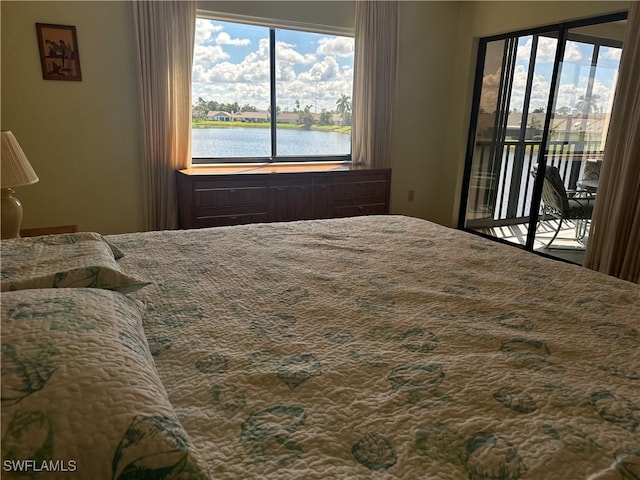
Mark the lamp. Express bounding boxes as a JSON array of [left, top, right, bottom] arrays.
[[1, 131, 39, 239]]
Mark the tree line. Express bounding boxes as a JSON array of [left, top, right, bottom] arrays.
[[193, 94, 352, 127]]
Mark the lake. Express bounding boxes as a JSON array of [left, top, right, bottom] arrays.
[[192, 127, 351, 160]]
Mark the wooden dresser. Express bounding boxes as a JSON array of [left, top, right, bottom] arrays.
[[176, 164, 391, 229]]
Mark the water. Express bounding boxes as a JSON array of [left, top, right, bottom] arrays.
[[192, 127, 351, 160]]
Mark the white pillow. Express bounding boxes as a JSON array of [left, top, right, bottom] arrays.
[[1, 232, 148, 293], [1, 288, 207, 478]]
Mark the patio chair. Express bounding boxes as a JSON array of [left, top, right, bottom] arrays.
[[537, 165, 596, 248]]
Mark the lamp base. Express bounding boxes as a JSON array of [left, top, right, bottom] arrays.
[[1, 188, 23, 239]]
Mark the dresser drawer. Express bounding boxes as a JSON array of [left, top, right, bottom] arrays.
[[333, 202, 388, 217], [332, 174, 389, 201], [194, 186, 267, 212], [194, 213, 269, 228]]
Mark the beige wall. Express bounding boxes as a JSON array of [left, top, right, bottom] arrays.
[[1, 1, 629, 234], [391, 1, 462, 226], [1, 1, 143, 235]]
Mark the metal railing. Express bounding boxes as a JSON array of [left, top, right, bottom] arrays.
[[467, 139, 603, 227]]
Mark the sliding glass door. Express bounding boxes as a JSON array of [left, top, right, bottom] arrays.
[[460, 13, 626, 262], [532, 23, 624, 252], [463, 31, 559, 243]]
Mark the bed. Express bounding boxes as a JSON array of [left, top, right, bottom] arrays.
[[2, 215, 639, 479]]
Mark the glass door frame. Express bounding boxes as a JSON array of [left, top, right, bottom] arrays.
[[458, 11, 627, 257]]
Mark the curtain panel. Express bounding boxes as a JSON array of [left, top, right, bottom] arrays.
[[584, 2, 640, 283], [352, 1, 398, 169], [131, 1, 196, 231]]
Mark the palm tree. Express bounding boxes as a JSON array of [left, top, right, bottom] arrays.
[[336, 94, 351, 126], [575, 94, 601, 114], [298, 105, 313, 128]]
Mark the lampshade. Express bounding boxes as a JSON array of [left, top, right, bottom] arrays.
[[1, 131, 39, 188]]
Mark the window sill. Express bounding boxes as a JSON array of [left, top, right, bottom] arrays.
[[182, 161, 353, 175]]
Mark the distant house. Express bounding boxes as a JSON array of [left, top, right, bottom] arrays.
[[276, 112, 330, 125], [235, 111, 269, 122], [207, 111, 233, 121], [276, 112, 299, 124]]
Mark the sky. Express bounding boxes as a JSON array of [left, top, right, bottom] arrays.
[[480, 33, 621, 117], [194, 19, 622, 121], [192, 19, 354, 113]]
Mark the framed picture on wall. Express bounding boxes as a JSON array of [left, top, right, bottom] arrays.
[[35, 23, 82, 81]]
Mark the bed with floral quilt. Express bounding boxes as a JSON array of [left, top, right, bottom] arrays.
[[1, 215, 638, 479]]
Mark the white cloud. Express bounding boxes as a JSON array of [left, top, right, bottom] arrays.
[[276, 41, 316, 66], [277, 56, 352, 111], [193, 44, 228, 66], [516, 36, 583, 64], [480, 66, 549, 114], [589, 78, 616, 113], [601, 46, 621, 61], [277, 62, 298, 82], [195, 19, 222, 43], [562, 41, 583, 63], [237, 59, 270, 83], [306, 57, 340, 82], [200, 62, 238, 83], [509, 65, 552, 112], [479, 70, 501, 113], [215, 31, 251, 46], [317, 36, 354, 58], [554, 83, 579, 111], [517, 36, 558, 62], [194, 37, 268, 86]]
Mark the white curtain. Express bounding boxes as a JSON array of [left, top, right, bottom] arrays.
[[131, 1, 196, 231], [352, 1, 398, 168], [584, 2, 640, 283]]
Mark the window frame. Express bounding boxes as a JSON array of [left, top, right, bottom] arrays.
[[192, 12, 354, 165], [457, 11, 627, 256]]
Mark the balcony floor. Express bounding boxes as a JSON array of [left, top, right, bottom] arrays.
[[486, 219, 588, 265]]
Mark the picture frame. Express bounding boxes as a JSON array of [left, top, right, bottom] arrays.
[[35, 23, 82, 81]]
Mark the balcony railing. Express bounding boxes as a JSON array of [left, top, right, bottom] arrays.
[[466, 139, 603, 227]]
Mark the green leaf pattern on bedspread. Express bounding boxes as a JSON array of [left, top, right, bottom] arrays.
[[240, 405, 307, 465], [1, 342, 57, 406], [351, 432, 397, 471], [1, 411, 54, 463], [112, 415, 193, 480], [105, 215, 640, 479], [277, 354, 322, 389], [1, 288, 207, 478]]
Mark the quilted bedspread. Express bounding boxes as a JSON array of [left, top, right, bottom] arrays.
[[107, 215, 640, 479]]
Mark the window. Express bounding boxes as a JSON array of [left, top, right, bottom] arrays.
[[192, 18, 354, 163]]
